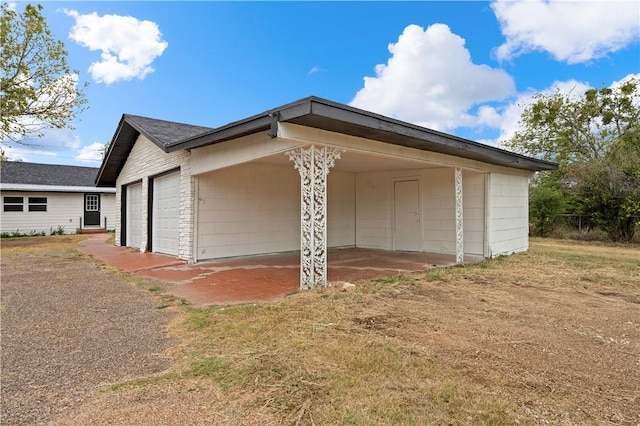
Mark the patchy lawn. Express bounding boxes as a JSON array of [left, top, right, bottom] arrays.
[[10, 237, 639, 425]]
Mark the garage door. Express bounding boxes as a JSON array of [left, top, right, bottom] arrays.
[[152, 172, 180, 255], [126, 183, 142, 249]]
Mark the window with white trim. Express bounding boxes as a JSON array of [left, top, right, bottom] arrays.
[[85, 194, 99, 211], [28, 197, 47, 212], [3, 196, 24, 212]]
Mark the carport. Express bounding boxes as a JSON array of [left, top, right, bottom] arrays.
[[95, 96, 556, 294], [191, 121, 491, 290]]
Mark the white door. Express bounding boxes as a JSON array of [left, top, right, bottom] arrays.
[[394, 180, 421, 251], [152, 172, 180, 255], [126, 183, 142, 249]]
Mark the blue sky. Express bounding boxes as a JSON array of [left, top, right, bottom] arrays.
[[4, 1, 639, 166]]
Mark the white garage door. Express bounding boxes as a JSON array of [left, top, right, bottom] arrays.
[[152, 172, 180, 255], [126, 183, 142, 249]]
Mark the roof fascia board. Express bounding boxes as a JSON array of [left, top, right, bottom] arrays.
[[1, 184, 115, 193], [299, 98, 556, 171], [166, 114, 273, 151], [95, 115, 127, 186]]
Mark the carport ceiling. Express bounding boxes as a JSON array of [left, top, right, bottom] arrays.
[[256, 149, 442, 173]]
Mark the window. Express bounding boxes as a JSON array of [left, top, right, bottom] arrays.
[[28, 197, 47, 212], [3, 196, 23, 212], [85, 194, 99, 211]]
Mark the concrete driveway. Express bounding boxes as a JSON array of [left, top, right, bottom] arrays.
[[79, 234, 479, 307]]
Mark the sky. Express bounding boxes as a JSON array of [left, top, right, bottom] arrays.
[[3, 0, 640, 167]]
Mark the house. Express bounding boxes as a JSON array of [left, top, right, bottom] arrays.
[[1, 161, 116, 235], [96, 96, 557, 289]]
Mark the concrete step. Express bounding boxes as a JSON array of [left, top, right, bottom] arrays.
[[79, 228, 107, 234]]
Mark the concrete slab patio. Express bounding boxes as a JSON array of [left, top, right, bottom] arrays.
[[79, 233, 480, 307]]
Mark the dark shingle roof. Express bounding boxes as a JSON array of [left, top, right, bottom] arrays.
[[94, 115, 214, 187], [124, 114, 213, 148], [0, 161, 100, 187]]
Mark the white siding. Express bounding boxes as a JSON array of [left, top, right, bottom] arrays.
[[1, 192, 116, 235], [421, 169, 456, 254], [196, 163, 300, 259], [101, 194, 116, 231], [462, 170, 486, 256], [355, 168, 486, 256], [355, 171, 394, 249], [487, 173, 530, 256], [196, 164, 356, 260], [115, 135, 194, 261], [327, 170, 356, 248]]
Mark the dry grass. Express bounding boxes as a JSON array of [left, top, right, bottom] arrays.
[[8, 236, 635, 425], [80, 238, 639, 425]]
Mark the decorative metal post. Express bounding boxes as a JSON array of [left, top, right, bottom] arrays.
[[286, 145, 343, 290], [455, 167, 464, 264]]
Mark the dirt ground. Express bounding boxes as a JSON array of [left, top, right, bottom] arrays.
[[0, 236, 175, 426], [2, 236, 639, 425]]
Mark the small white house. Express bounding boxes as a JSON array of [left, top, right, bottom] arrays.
[[96, 96, 556, 288], [0, 161, 116, 235]]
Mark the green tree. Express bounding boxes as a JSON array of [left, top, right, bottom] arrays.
[[528, 173, 576, 237], [1, 3, 87, 144], [576, 136, 640, 242], [505, 78, 640, 242]]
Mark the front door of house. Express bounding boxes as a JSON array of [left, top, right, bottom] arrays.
[[394, 180, 421, 251], [84, 194, 101, 226]]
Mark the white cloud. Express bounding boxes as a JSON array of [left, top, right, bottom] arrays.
[[2, 127, 81, 150], [492, 0, 640, 64], [75, 142, 105, 163], [64, 9, 168, 84], [3, 145, 57, 162], [350, 24, 515, 132], [611, 72, 640, 90]]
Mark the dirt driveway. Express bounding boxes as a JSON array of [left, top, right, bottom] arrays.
[[0, 236, 174, 426]]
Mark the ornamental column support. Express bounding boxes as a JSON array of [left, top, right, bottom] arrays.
[[455, 167, 464, 264], [286, 145, 343, 290]]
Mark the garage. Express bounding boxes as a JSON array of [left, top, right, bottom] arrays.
[[126, 182, 142, 249], [152, 171, 180, 255]]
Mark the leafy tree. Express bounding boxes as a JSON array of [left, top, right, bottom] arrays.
[[576, 136, 640, 242], [1, 3, 87, 144], [505, 78, 640, 242], [528, 174, 576, 237]]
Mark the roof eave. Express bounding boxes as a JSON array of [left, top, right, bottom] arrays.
[[98, 96, 557, 183], [1, 183, 115, 193], [165, 114, 273, 152], [282, 97, 558, 172], [95, 116, 139, 187]]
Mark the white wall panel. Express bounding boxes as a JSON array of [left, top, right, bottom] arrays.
[[327, 171, 356, 248], [197, 163, 301, 259], [1, 192, 116, 235], [488, 173, 530, 256], [462, 170, 486, 256]]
